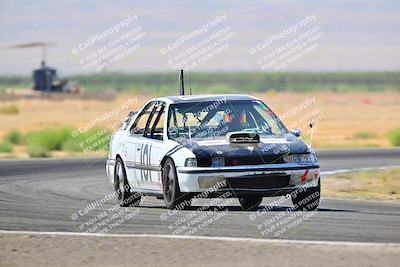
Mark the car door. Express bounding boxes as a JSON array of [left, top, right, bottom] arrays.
[[127, 101, 156, 191], [128, 101, 166, 192], [136, 102, 166, 193]]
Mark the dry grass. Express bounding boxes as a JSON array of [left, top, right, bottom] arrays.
[[0, 91, 399, 150], [254, 91, 400, 147], [323, 167, 400, 201], [0, 104, 19, 114], [0, 94, 146, 137]]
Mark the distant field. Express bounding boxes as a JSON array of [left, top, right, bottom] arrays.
[[0, 91, 399, 158], [1, 72, 400, 94]]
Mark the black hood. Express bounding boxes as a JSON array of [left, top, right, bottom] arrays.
[[178, 134, 310, 159]]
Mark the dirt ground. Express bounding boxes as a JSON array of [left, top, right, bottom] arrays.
[[0, 91, 399, 148]]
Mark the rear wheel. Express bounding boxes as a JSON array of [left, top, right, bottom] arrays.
[[114, 158, 141, 207], [162, 159, 191, 210], [291, 180, 320, 211], [239, 196, 263, 211]]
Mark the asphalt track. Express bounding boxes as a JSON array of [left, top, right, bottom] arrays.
[[0, 148, 399, 243]]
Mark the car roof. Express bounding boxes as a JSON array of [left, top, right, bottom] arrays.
[[156, 94, 258, 104]]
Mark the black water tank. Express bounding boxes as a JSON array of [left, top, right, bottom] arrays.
[[32, 66, 56, 91]]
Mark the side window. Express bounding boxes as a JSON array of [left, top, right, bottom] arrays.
[[144, 103, 165, 140], [130, 102, 155, 134]]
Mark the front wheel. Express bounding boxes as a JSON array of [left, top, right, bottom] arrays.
[[291, 180, 320, 211], [114, 158, 141, 207], [162, 159, 191, 210]]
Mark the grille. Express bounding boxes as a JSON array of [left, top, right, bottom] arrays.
[[224, 174, 290, 190], [197, 157, 212, 167]]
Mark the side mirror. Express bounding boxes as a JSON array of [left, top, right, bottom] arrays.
[[122, 110, 138, 130], [127, 110, 138, 118], [291, 128, 301, 137], [122, 121, 129, 130]]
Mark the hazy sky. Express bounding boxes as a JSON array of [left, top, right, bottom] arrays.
[[0, 0, 399, 75]]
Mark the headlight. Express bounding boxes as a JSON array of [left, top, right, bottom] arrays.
[[185, 158, 197, 167], [283, 153, 316, 163], [211, 157, 225, 167]]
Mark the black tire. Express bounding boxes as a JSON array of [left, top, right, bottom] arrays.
[[162, 158, 191, 210], [114, 157, 141, 207], [239, 196, 263, 211], [291, 180, 320, 211]]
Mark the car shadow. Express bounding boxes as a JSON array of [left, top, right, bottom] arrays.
[[188, 205, 356, 213], [139, 204, 356, 213]]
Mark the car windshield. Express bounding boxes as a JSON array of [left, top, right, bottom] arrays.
[[167, 99, 288, 140]]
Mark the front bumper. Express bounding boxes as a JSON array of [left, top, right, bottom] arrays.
[[177, 163, 320, 195], [106, 159, 116, 183]]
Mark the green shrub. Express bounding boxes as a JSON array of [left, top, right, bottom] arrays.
[[23, 126, 111, 154], [25, 127, 73, 151], [388, 129, 400, 146], [352, 131, 376, 139], [62, 127, 111, 153], [0, 105, 19, 114], [27, 146, 50, 158], [0, 142, 13, 153], [61, 138, 82, 152], [82, 127, 112, 152], [4, 130, 24, 144]]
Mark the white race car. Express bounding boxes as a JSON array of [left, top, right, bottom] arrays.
[[106, 95, 320, 211]]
